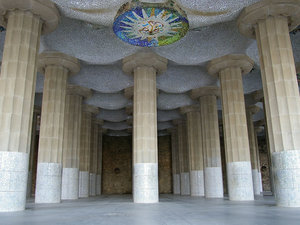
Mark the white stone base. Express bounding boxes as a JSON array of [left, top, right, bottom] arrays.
[[79, 171, 89, 198], [204, 167, 223, 198], [258, 172, 263, 193], [89, 173, 96, 196], [61, 168, 79, 200], [133, 163, 158, 203], [27, 171, 32, 198], [252, 169, 261, 196], [0, 152, 29, 212], [173, 174, 180, 195], [96, 174, 101, 195], [190, 170, 204, 196], [180, 172, 190, 195], [272, 150, 300, 207], [35, 163, 62, 203], [227, 161, 254, 201]]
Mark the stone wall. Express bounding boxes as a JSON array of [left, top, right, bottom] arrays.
[[102, 135, 172, 194]]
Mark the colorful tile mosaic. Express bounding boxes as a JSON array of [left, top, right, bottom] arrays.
[[113, 1, 189, 47]]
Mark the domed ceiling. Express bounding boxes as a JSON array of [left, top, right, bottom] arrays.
[[1, 0, 299, 136]]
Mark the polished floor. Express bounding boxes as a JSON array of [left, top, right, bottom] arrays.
[[1, 195, 300, 225]]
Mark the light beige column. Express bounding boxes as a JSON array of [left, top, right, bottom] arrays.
[[246, 105, 262, 196], [180, 106, 204, 197], [79, 105, 99, 198], [27, 106, 41, 198], [191, 87, 224, 198], [123, 51, 167, 203], [35, 52, 80, 204], [254, 126, 264, 194], [238, 0, 300, 207], [173, 120, 190, 196], [0, 0, 59, 212], [168, 128, 181, 195], [208, 54, 254, 201], [61, 86, 91, 200], [89, 119, 103, 196], [96, 128, 104, 196]]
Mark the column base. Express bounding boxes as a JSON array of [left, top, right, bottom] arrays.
[[27, 171, 32, 198], [180, 172, 190, 195], [89, 173, 96, 196], [258, 171, 263, 193], [204, 167, 224, 198], [61, 168, 79, 200], [0, 152, 29, 212], [173, 174, 180, 195], [79, 171, 89, 198], [272, 150, 300, 207], [96, 174, 101, 195], [252, 169, 261, 196], [133, 163, 158, 203], [227, 161, 254, 201], [35, 163, 62, 203], [190, 170, 204, 196]]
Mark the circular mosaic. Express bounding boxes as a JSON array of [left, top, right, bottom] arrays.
[[113, 1, 189, 47]]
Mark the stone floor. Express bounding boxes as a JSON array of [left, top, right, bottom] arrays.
[[1, 195, 300, 225]]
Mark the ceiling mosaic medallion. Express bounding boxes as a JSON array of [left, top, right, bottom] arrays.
[[113, 0, 189, 47]]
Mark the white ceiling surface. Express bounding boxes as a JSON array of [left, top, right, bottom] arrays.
[[1, 0, 298, 135]]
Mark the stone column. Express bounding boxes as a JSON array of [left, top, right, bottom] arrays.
[[246, 105, 262, 196], [173, 120, 190, 196], [238, 0, 300, 207], [180, 106, 204, 197], [27, 106, 40, 198], [61, 86, 91, 200], [123, 51, 167, 203], [207, 54, 254, 201], [35, 52, 80, 204], [0, 0, 59, 212], [96, 128, 104, 196], [254, 126, 264, 194], [169, 128, 181, 195], [190, 87, 224, 198], [79, 105, 99, 198]]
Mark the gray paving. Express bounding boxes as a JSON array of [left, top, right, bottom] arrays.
[[1, 195, 300, 225]]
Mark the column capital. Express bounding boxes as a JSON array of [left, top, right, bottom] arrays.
[[123, 51, 168, 75], [207, 54, 254, 77], [83, 104, 99, 115], [254, 126, 264, 133], [252, 89, 264, 102], [38, 51, 80, 75], [254, 119, 265, 127], [172, 119, 185, 126], [180, 105, 201, 115], [126, 105, 133, 115], [0, 0, 60, 35], [190, 86, 220, 100], [92, 119, 104, 125], [124, 87, 133, 99], [67, 85, 92, 99], [246, 105, 260, 115], [237, 0, 300, 39]]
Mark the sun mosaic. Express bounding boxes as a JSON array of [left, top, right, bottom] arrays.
[[113, 1, 189, 47]]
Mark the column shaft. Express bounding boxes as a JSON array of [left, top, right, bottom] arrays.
[[0, 10, 41, 211], [220, 67, 254, 201], [96, 129, 103, 196], [35, 66, 68, 203], [133, 66, 158, 203], [200, 95, 223, 198], [89, 122, 99, 196], [171, 128, 180, 195], [61, 94, 82, 200]]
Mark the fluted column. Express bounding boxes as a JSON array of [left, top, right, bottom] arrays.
[[173, 120, 190, 196], [79, 105, 99, 198], [169, 128, 180, 195], [0, 0, 59, 212], [254, 126, 264, 194], [96, 128, 104, 196], [238, 0, 300, 207], [180, 106, 204, 197], [35, 52, 80, 204], [208, 54, 254, 201], [123, 52, 167, 203], [61, 86, 91, 200], [191, 87, 224, 198], [27, 106, 41, 198], [246, 105, 262, 196]]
